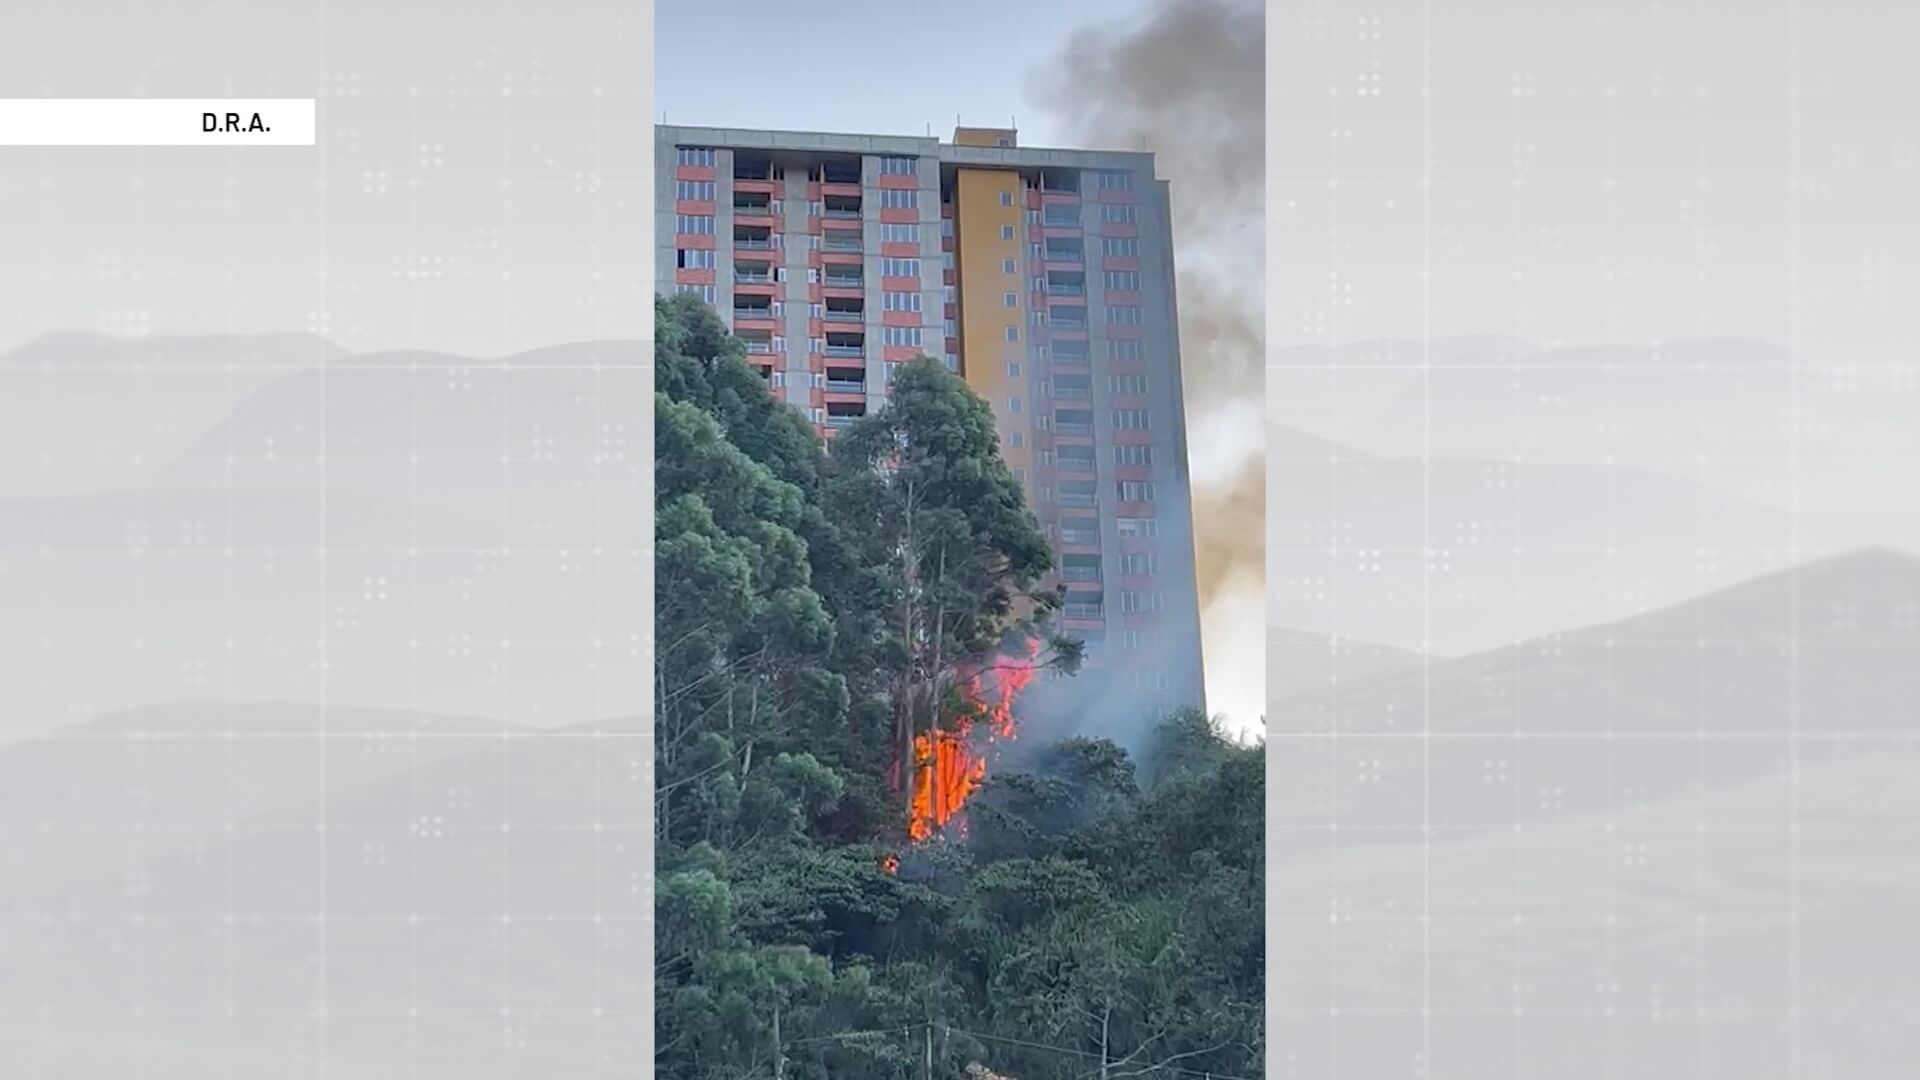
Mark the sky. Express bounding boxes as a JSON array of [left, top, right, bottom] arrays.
[[655, 0, 1158, 148], [655, 0, 1265, 735]]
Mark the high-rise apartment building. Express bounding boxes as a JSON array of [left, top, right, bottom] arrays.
[[657, 123, 1205, 717]]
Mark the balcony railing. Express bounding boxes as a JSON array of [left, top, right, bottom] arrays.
[[1059, 493, 1098, 509], [1045, 285, 1086, 297], [741, 340, 774, 354], [823, 207, 862, 219], [1051, 318, 1088, 332], [733, 305, 776, 318], [1054, 421, 1093, 436], [824, 344, 865, 358], [1044, 248, 1084, 263], [1061, 567, 1102, 583], [823, 275, 864, 288], [1050, 386, 1091, 400], [734, 238, 774, 250], [825, 379, 866, 393], [1044, 210, 1082, 227], [823, 237, 863, 252], [822, 310, 863, 323], [824, 414, 860, 429], [1063, 603, 1104, 619], [1052, 349, 1091, 364], [1056, 457, 1097, 473], [735, 272, 773, 285], [733, 202, 776, 216]]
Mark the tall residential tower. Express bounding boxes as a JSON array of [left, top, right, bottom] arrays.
[[657, 123, 1205, 719]]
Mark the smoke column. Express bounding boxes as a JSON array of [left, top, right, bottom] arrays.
[[1031, 0, 1266, 731]]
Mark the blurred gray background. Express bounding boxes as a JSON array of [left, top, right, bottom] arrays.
[[1269, 1, 1920, 1077], [0, 1, 651, 1076]]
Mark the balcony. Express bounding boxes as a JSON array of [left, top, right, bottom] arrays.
[[1055, 454, 1097, 473], [1059, 493, 1098, 509], [1043, 206, 1082, 227], [1061, 567, 1102, 583], [734, 236, 774, 251], [734, 269, 773, 285], [825, 346, 864, 360], [823, 273, 864, 288], [1043, 244, 1085, 264], [1059, 534, 1100, 549], [824, 415, 859, 430], [1050, 385, 1091, 400], [822, 308, 864, 323], [1063, 602, 1104, 620], [733, 199, 776, 217], [740, 337, 774, 355], [1054, 418, 1093, 436], [1045, 284, 1086, 298], [825, 379, 866, 393], [822, 234, 863, 253]]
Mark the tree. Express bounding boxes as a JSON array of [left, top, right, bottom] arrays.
[[827, 357, 1079, 820]]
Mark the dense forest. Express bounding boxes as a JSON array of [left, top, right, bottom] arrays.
[[655, 293, 1263, 1080]]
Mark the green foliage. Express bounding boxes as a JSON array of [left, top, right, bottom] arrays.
[[656, 296, 1261, 1080]]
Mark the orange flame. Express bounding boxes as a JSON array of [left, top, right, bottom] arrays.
[[905, 638, 1043, 841]]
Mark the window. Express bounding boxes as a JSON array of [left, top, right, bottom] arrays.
[[676, 283, 715, 304], [1116, 517, 1158, 538], [1026, 208, 1043, 225], [1030, 242, 1043, 261], [882, 326, 923, 347], [1101, 237, 1139, 257], [1009, 396, 1022, 414], [879, 155, 918, 175], [676, 214, 715, 235], [1005, 359, 1022, 376], [1000, 191, 1014, 207], [1120, 591, 1162, 614], [772, 335, 786, 354], [1110, 374, 1149, 395], [1009, 431, 1024, 448], [1029, 345, 1048, 363], [1118, 480, 1156, 502], [881, 223, 921, 244], [1004, 326, 1019, 343], [1120, 553, 1157, 576], [1104, 270, 1142, 291], [1107, 339, 1143, 360], [1106, 305, 1143, 325], [995, 136, 1011, 147], [1010, 466, 1026, 482], [676, 147, 715, 167], [675, 248, 715, 269], [675, 179, 715, 200], [1001, 224, 1016, 240], [1094, 169, 1136, 191], [883, 291, 923, 312], [1002, 257, 1016, 274], [941, 218, 955, 238], [1003, 292, 1018, 308], [1112, 443, 1154, 466], [880, 257, 921, 277], [1100, 203, 1137, 224], [943, 252, 955, 270], [944, 353, 959, 370], [945, 318, 957, 336], [1029, 309, 1047, 327], [1112, 408, 1152, 430], [880, 188, 918, 209]]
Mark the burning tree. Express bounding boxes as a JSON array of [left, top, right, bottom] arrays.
[[827, 359, 1082, 843]]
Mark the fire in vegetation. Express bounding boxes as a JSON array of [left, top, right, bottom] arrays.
[[906, 638, 1042, 842]]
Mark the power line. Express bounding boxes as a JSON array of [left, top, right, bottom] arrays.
[[778, 1021, 1256, 1080]]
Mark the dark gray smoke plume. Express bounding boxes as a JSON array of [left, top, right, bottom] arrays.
[[1031, 0, 1265, 728]]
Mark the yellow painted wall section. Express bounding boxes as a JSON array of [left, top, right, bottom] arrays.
[[953, 167, 1030, 482], [952, 126, 1017, 148]]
